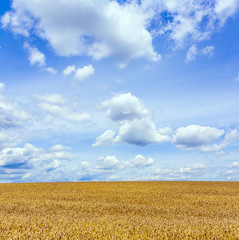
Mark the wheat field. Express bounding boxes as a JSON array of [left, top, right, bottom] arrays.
[[0, 181, 238, 239]]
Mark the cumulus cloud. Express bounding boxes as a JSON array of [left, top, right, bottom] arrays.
[[2, 0, 237, 66], [0, 143, 72, 169], [172, 125, 224, 150], [33, 92, 91, 124], [2, 0, 161, 67], [0, 143, 76, 182], [96, 92, 171, 146], [96, 156, 120, 170], [23, 42, 46, 66], [127, 154, 154, 168], [63, 65, 76, 76], [201, 129, 239, 152], [74, 65, 95, 82], [142, 0, 239, 47], [99, 92, 150, 124], [115, 118, 170, 146], [92, 130, 116, 147]]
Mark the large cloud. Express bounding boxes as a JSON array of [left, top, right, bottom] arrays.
[[0, 143, 72, 169], [115, 118, 170, 146], [92, 130, 116, 147], [2, 0, 160, 67], [127, 154, 154, 168], [172, 125, 224, 149], [201, 129, 239, 152], [99, 92, 150, 124], [95, 93, 171, 146], [142, 0, 239, 47], [2, 0, 238, 67]]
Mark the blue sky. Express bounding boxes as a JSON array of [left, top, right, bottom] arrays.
[[1, 0, 239, 182]]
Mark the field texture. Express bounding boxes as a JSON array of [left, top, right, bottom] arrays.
[[0, 181, 238, 239]]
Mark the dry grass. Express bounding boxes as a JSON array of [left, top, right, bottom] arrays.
[[0, 181, 238, 239]]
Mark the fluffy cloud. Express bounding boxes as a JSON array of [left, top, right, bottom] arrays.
[[0, 143, 75, 182], [127, 154, 154, 168], [115, 118, 170, 146], [201, 129, 239, 152], [63, 65, 76, 76], [2, 0, 160, 67], [0, 143, 72, 169], [172, 125, 224, 149], [96, 156, 120, 170], [33, 92, 91, 124], [142, 0, 239, 47], [99, 93, 150, 124], [96, 93, 171, 146], [23, 42, 46, 66], [92, 130, 115, 147], [74, 65, 95, 82]]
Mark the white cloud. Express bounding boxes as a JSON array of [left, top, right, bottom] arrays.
[[33, 93, 65, 104], [201, 129, 239, 152], [185, 45, 215, 62], [63, 65, 76, 76], [142, 0, 239, 47], [2, 0, 238, 67], [230, 161, 239, 168], [99, 92, 150, 124], [185, 44, 198, 63], [201, 45, 215, 57], [2, 0, 161, 66], [0, 88, 30, 129], [172, 125, 224, 149], [0, 143, 76, 182], [50, 144, 71, 151], [74, 64, 95, 82], [44, 67, 57, 74], [96, 155, 120, 170], [214, 0, 239, 26], [33, 92, 91, 124], [23, 42, 46, 67], [149, 163, 207, 181], [128, 154, 154, 168], [92, 130, 115, 147], [0, 143, 72, 169], [115, 117, 170, 146], [96, 92, 171, 146], [223, 160, 239, 180]]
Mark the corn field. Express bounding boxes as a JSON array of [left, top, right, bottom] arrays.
[[0, 181, 238, 239]]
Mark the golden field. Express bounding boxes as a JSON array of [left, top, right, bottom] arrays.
[[0, 181, 238, 239]]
